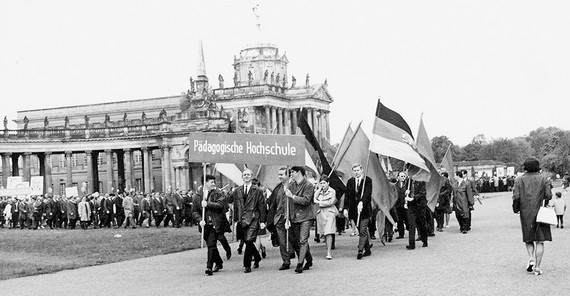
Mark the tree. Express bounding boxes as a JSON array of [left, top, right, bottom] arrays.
[[541, 130, 570, 174], [527, 127, 562, 157], [431, 135, 453, 163]]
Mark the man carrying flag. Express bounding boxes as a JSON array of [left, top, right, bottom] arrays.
[[345, 163, 373, 259]]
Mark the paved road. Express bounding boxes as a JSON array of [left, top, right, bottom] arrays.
[[1, 190, 569, 295]]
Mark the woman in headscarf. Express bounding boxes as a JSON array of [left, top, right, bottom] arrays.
[[314, 174, 338, 259], [512, 157, 552, 275]]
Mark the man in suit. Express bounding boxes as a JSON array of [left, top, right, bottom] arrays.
[[285, 166, 315, 273], [151, 192, 165, 227], [192, 174, 226, 276], [405, 180, 428, 249], [18, 197, 29, 229], [454, 170, 477, 233], [344, 163, 373, 259], [229, 169, 267, 273], [394, 172, 409, 239], [140, 194, 151, 227]]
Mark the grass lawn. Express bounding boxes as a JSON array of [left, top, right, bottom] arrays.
[[0, 226, 203, 281]]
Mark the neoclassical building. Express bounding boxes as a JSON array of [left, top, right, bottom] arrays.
[[0, 42, 333, 195]]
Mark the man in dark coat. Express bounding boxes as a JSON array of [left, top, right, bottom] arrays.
[[406, 180, 428, 249], [435, 172, 453, 232], [151, 192, 165, 227], [344, 163, 373, 259], [285, 166, 315, 273], [192, 174, 226, 276], [44, 194, 57, 229], [230, 169, 267, 273], [453, 170, 476, 234], [394, 172, 409, 239]]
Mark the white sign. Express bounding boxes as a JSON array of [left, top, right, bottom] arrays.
[[30, 176, 44, 195], [65, 187, 79, 197], [496, 167, 505, 177], [507, 167, 515, 176], [7, 177, 23, 189]]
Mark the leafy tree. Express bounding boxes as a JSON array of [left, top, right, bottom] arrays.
[[527, 127, 562, 157], [431, 135, 453, 163]]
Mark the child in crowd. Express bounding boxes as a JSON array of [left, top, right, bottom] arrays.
[[552, 192, 566, 228]]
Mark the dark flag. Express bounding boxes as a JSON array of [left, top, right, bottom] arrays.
[[297, 114, 346, 197]]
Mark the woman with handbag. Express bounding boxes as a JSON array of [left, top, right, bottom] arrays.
[[512, 157, 552, 275], [314, 174, 338, 260]]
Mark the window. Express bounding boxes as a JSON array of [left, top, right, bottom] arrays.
[[72, 154, 78, 167], [60, 183, 66, 195], [59, 154, 65, 168], [134, 151, 142, 163], [135, 179, 142, 192], [98, 154, 104, 166]]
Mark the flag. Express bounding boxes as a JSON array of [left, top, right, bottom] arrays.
[[331, 123, 355, 169], [440, 144, 454, 176], [297, 114, 346, 198], [255, 165, 282, 190], [370, 100, 429, 174], [415, 117, 444, 212], [334, 124, 397, 223], [214, 163, 244, 186]]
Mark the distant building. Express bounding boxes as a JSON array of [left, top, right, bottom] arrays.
[[0, 41, 333, 195]]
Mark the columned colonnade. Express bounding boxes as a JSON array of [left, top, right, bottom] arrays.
[[256, 105, 330, 141], [0, 145, 191, 195]]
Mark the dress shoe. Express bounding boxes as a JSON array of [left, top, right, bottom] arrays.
[[462, 231, 468, 234], [370, 235, 377, 240], [422, 242, 428, 248], [363, 250, 372, 257], [226, 250, 232, 260], [253, 260, 260, 269], [295, 264, 303, 273], [213, 263, 223, 272], [395, 236, 404, 239], [244, 267, 252, 273], [205, 268, 213, 276], [237, 247, 243, 255], [303, 261, 312, 270], [415, 237, 421, 241], [326, 255, 332, 260], [261, 246, 266, 259], [427, 233, 435, 237], [387, 237, 393, 242], [279, 264, 290, 270], [357, 252, 363, 260], [406, 245, 415, 250]]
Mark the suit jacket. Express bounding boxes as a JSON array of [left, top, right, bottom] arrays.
[[408, 181, 427, 211], [395, 179, 410, 209], [192, 189, 227, 233], [165, 193, 179, 214], [345, 176, 373, 220], [287, 178, 315, 223], [151, 197, 165, 215], [231, 184, 267, 241]]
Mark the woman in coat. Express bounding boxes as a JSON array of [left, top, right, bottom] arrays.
[[78, 197, 91, 230], [512, 157, 552, 275], [314, 174, 338, 259]]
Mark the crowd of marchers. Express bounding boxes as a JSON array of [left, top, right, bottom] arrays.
[[0, 189, 196, 230]]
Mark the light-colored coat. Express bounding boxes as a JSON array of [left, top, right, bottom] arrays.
[[78, 200, 91, 222]]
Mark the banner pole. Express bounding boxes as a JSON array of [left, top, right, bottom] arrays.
[[201, 163, 207, 249]]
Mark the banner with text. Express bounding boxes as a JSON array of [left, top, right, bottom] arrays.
[[187, 132, 305, 165]]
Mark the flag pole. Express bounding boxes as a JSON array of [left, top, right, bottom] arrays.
[[329, 121, 363, 177], [201, 163, 207, 249], [284, 175, 292, 252]]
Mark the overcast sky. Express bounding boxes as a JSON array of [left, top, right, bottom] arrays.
[[1, 0, 569, 146]]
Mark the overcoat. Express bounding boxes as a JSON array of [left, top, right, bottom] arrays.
[[513, 172, 552, 242]]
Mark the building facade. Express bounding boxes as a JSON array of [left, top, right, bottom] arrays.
[[0, 42, 333, 195]]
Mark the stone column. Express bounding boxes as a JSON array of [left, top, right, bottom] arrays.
[[43, 152, 52, 194], [65, 151, 73, 187], [271, 107, 277, 134], [284, 109, 291, 135], [264, 105, 271, 134], [277, 108, 284, 134], [148, 148, 155, 192], [292, 109, 298, 135], [162, 146, 172, 192], [307, 108, 313, 130], [324, 111, 330, 141], [91, 151, 100, 193], [182, 167, 189, 191], [22, 152, 31, 183], [86, 150, 94, 194], [142, 147, 151, 193], [2, 152, 11, 188], [105, 149, 114, 194], [175, 167, 182, 190], [124, 148, 133, 192], [314, 110, 321, 142]]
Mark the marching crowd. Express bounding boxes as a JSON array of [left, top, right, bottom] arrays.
[[1, 159, 566, 278], [0, 189, 196, 230]]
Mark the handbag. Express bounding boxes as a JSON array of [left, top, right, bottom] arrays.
[[536, 206, 557, 225]]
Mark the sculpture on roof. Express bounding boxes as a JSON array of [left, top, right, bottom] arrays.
[[44, 116, 49, 128], [270, 72, 274, 85], [283, 74, 288, 88], [141, 112, 147, 124], [233, 72, 238, 86], [275, 73, 280, 86], [291, 75, 296, 88], [305, 73, 310, 87], [3, 116, 7, 129], [23, 116, 29, 130], [64, 116, 69, 129], [248, 71, 253, 85], [189, 76, 195, 93], [263, 69, 269, 82], [123, 112, 128, 123], [84, 115, 89, 127], [218, 74, 224, 89], [324, 78, 328, 88], [159, 109, 167, 121]]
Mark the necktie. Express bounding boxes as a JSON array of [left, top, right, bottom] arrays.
[[244, 185, 248, 195]]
